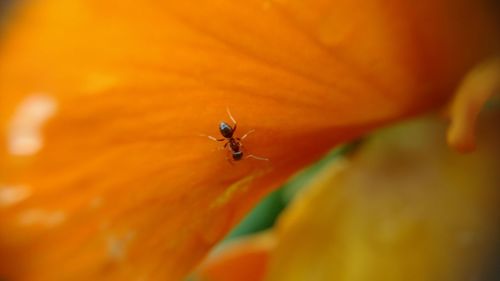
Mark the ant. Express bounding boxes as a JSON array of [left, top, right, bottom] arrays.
[[203, 108, 268, 162]]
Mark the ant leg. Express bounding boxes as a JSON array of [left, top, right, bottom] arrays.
[[199, 134, 225, 142], [246, 154, 269, 161], [212, 141, 229, 151], [239, 129, 255, 140]]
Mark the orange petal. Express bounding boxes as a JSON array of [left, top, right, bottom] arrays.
[[0, 0, 498, 280], [194, 232, 275, 281], [446, 57, 500, 153]]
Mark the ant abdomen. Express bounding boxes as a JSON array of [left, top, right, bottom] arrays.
[[232, 151, 243, 160]]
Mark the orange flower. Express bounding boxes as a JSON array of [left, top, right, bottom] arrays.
[[0, 0, 498, 280]]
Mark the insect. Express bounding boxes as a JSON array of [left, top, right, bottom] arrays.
[[203, 108, 268, 162]]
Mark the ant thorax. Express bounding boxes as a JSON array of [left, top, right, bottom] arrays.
[[228, 138, 241, 152]]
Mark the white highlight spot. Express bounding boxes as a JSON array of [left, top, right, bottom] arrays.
[[8, 94, 58, 156], [107, 231, 136, 261], [18, 209, 66, 227], [0, 185, 31, 207]]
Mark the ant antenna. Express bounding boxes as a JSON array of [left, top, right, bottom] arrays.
[[246, 154, 269, 161], [226, 107, 237, 125]]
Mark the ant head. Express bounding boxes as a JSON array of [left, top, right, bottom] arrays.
[[219, 122, 234, 138]]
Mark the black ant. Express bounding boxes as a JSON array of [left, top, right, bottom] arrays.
[[203, 108, 268, 162]]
